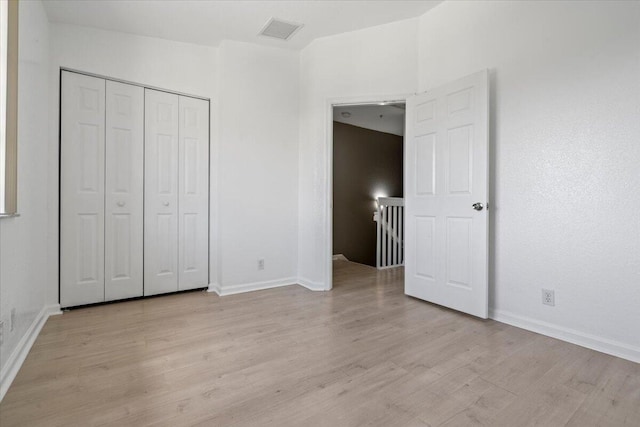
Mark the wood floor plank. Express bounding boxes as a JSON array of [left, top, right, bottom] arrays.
[[490, 383, 587, 427], [1, 259, 637, 426]]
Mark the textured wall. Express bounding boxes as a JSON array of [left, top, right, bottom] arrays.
[[217, 40, 299, 289], [419, 0, 640, 359], [298, 0, 640, 360], [298, 18, 419, 287], [1, 0, 51, 392], [48, 23, 219, 297], [49, 27, 301, 293]]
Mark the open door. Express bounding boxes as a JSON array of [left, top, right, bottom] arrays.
[[404, 70, 489, 318]]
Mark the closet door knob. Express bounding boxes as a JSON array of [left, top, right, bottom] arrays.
[[163, 201, 170, 207], [117, 201, 125, 207]]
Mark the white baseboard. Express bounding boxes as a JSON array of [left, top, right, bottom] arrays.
[[490, 309, 640, 364], [297, 277, 326, 291], [1, 304, 61, 402], [207, 283, 221, 295], [209, 277, 328, 295], [215, 277, 298, 296]]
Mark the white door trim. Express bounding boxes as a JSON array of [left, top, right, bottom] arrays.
[[324, 93, 412, 291]]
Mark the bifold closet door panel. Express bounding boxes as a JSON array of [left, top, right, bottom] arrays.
[[144, 89, 179, 296], [178, 96, 209, 290], [105, 81, 144, 301], [60, 72, 106, 307]]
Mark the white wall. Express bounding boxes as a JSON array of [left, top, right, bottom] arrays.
[[418, 0, 640, 359], [0, 0, 52, 397], [47, 24, 220, 298], [3, 4, 637, 395], [216, 40, 299, 291], [48, 25, 300, 296], [297, 1, 640, 361], [297, 19, 419, 287]]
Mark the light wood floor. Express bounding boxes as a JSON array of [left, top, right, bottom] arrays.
[[1, 260, 639, 426]]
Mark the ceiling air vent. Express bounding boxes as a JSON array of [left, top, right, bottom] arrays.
[[259, 18, 303, 41]]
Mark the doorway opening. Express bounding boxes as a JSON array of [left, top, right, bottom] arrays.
[[330, 101, 406, 288], [326, 71, 489, 317]]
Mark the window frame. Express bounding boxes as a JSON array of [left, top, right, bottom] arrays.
[[0, 0, 18, 216]]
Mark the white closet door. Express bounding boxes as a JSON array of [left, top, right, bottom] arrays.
[[144, 89, 179, 295], [104, 81, 144, 301], [178, 96, 209, 290], [60, 72, 106, 307]]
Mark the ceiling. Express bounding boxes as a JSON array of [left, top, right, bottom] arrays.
[[42, 1, 442, 50], [333, 104, 405, 136]]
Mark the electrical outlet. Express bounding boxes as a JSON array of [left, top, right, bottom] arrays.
[[542, 289, 555, 306], [10, 308, 16, 331], [258, 259, 265, 270]]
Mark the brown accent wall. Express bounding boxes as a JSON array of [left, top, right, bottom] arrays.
[[333, 121, 403, 267]]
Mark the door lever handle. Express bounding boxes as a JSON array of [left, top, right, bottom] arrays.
[[472, 202, 484, 211]]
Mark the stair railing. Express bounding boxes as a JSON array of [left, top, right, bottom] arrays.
[[375, 197, 404, 269]]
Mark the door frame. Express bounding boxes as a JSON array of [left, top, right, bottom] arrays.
[[324, 93, 411, 290]]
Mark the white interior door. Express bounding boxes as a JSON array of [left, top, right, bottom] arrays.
[[144, 89, 179, 296], [178, 96, 209, 290], [104, 81, 144, 301], [405, 70, 489, 318], [60, 72, 106, 307]]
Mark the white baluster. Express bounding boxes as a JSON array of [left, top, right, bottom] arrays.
[[391, 206, 398, 266], [376, 204, 382, 268], [399, 205, 404, 264], [387, 206, 391, 267], [381, 204, 387, 267]]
